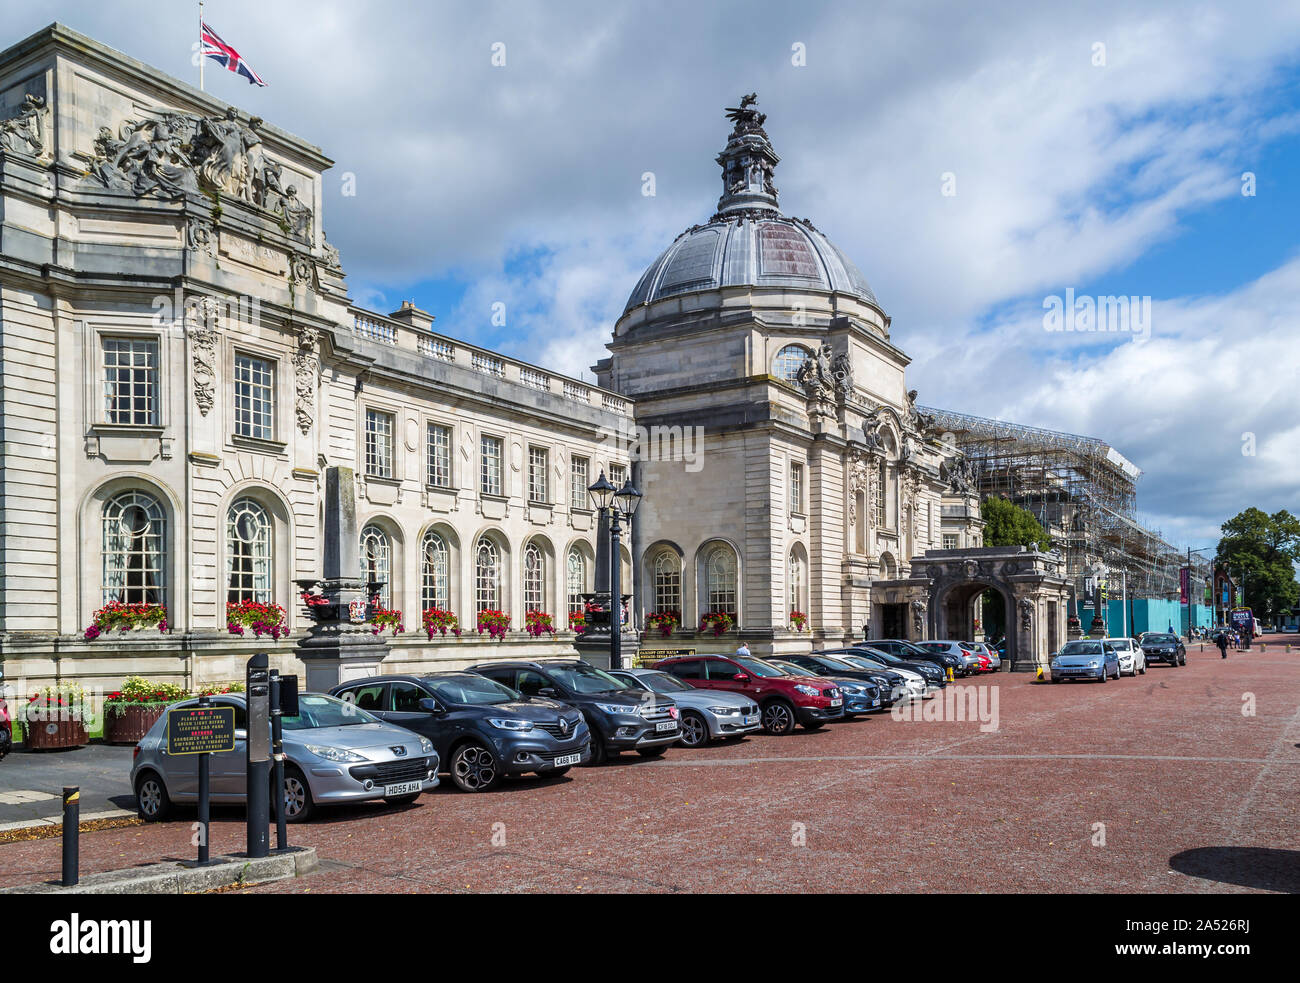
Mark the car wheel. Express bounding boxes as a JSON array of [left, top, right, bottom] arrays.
[[583, 731, 608, 766], [135, 771, 171, 822], [1051, 676, 1060, 684], [282, 765, 315, 823], [1098, 668, 1106, 683], [450, 742, 500, 792], [761, 699, 797, 736], [678, 711, 710, 748], [637, 746, 667, 758], [1138, 664, 1146, 675]]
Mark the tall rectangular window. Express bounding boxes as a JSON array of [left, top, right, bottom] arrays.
[[528, 446, 548, 503], [608, 463, 627, 490], [365, 409, 394, 479], [480, 435, 503, 496], [233, 354, 275, 440], [103, 337, 159, 425], [571, 456, 589, 509], [790, 462, 804, 514], [426, 422, 452, 488], [874, 461, 887, 528]]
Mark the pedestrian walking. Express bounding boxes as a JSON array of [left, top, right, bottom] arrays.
[[1216, 632, 1229, 659]]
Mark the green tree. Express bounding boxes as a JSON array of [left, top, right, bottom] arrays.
[[1215, 508, 1300, 621], [980, 497, 1052, 551]]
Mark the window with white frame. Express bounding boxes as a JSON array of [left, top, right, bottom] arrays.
[[360, 524, 391, 607], [102, 491, 166, 606], [365, 409, 395, 479], [102, 336, 160, 426], [475, 537, 502, 612], [654, 551, 681, 616], [772, 344, 810, 383], [421, 530, 450, 612], [233, 353, 275, 440], [943, 534, 959, 550], [789, 550, 805, 614], [566, 548, 587, 616], [523, 542, 545, 612], [528, 446, 548, 503], [608, 463, 627, 491], [571, 456, 589, 509], [874, 460, 887, 527], [706, 546, 738, 618], [480, 435, 504, 496], [426, 422, 452, 488], [790, 462, 805, 514], [226, 497, 272, 604]]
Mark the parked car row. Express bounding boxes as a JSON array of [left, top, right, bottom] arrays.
[[128, 639, 995, 823], [1049, 635, 1165, 682]]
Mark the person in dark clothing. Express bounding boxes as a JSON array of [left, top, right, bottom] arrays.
[[1216, 632, 1229, 659]]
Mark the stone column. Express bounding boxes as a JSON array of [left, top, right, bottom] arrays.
[[296, 466, 389, 690]]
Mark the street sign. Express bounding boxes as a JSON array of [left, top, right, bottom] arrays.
[[166, 705, 236, 755]]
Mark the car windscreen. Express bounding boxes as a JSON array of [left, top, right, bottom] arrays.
[[428, 675, 519, 705], [735, 657, 786, 678], [840, 656, 883, 670], [548, 663, 632, 693], [638, 672, 693, 694], [815, 656, 858, 671], [1060, 641, 1102, 656], [772, 662, 814, 675], [284, 693, 378, 729], [857, 649, 905, 666], [1144, 634, 1176, 644]]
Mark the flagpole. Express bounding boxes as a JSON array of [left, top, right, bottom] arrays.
[[199, 1, 204, 91]]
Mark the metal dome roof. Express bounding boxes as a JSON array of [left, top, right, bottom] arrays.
[[623, 95, 877, 314]]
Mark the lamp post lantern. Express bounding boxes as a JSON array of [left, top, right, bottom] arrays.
[[587, 471, 641, 670]]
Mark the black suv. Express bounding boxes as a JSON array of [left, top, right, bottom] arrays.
[[330, 673, 589, 792], [869, 638, 961, 675], [1138, 633, 1187, 667], [778, 652, 904, 708], [468, 659, 680, 764]]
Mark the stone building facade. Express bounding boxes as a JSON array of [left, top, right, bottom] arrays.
[[597, 96, 983, 655], [0, 25, 632, 691]]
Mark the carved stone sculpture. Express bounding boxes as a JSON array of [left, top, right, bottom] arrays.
[[1019, 597, 1034, 631], [293, 324, 319, 434], [911, 598, 926, 634], [186, 297, 220, 416], [0, 94, 49, 156]]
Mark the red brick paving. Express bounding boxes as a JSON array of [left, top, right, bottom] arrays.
[[2, 638, 1297, 893]]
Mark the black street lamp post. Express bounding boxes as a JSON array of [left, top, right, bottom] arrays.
[[587, 470, 642, 670]]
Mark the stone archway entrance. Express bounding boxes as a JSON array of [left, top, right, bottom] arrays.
[[870, 546, 1072, 671]]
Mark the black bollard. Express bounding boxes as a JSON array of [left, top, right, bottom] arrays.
[[61, 786, 79, 887], [269, 671, 287, 851], [245, 654, 271, 859]]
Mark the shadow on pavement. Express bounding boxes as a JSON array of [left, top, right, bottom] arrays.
[[1169, 846, 1300, 893]]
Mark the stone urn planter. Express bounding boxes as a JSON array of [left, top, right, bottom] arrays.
[[104, 705, 166, 745], [23, 717, 90, 750]]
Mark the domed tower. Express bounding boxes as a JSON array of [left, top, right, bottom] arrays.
[[596, 96, 956, 651]]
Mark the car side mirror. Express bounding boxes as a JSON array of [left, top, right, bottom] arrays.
[[418, 698, 446, 715], [538, 687, 559, 698], [733, 673, 749, 682]]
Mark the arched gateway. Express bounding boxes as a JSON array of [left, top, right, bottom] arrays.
[[869, 546, 1072, 671]]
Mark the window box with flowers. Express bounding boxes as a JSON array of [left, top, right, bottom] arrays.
[[103, 676, 189, 744], [525, 611, 555, 637], [477, 609, 510, 640], [646, 610, 680, 638], [83, 601, 168, 640], [699, 611, 735, 637], [790, 610, 808, 632], [568, 610, 588, 635], [226, 600, 289, 639], [368, 598, 405, 637], [24, 684, 92, 750], [198, 682, 246, 697], [422, 608, 462, 639]]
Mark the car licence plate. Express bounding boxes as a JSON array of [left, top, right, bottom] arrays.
[[553, 753, 582, 768], [830, 698, 842, 707], [384, 781, 422, 797], [655, 720, 677, 732], [872, 698, 880, 707], [743, 714, 757, 725]]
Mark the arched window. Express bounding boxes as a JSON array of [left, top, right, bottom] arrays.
[[706, 546, 737, 618], [227, 497, 272, 604], [102, 491, 166, 606], [654, 551, 681, 615], [360, 524, 391, 607], [421, 531, 449, 612], [566, 548, 587, 616], [475, 537, 501, 612], [789, 549, 806, 615], [773, 344, 810, 383], [523, 542, 545, 613]]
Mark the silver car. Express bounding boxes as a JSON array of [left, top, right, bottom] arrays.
[[1049, 640, 1121, 683], [608, 668, 761, 748], [131, 692, 439, 823]]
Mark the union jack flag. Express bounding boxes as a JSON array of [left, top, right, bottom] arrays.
[[200, 22, 267, 87]]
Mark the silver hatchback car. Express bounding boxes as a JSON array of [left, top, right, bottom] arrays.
[[608, 668, 761, 747], [131, 692, 439, 823]]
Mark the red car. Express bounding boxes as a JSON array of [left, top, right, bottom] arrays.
[[654, 654, 843, 735]]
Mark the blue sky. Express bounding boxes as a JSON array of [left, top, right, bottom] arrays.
[[4, 0, 1298, 551]]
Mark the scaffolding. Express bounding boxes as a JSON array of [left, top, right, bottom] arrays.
[[921, 406, 1210, 600]]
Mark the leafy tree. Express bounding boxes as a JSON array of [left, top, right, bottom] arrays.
[[1215, 508, 1300, 621], [980, 497, 1052, 551]]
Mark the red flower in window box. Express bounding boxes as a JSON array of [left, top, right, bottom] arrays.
[[476, 609, 510, 640]]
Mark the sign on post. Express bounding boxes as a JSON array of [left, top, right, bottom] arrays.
[[166, 705, 237, 755]]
